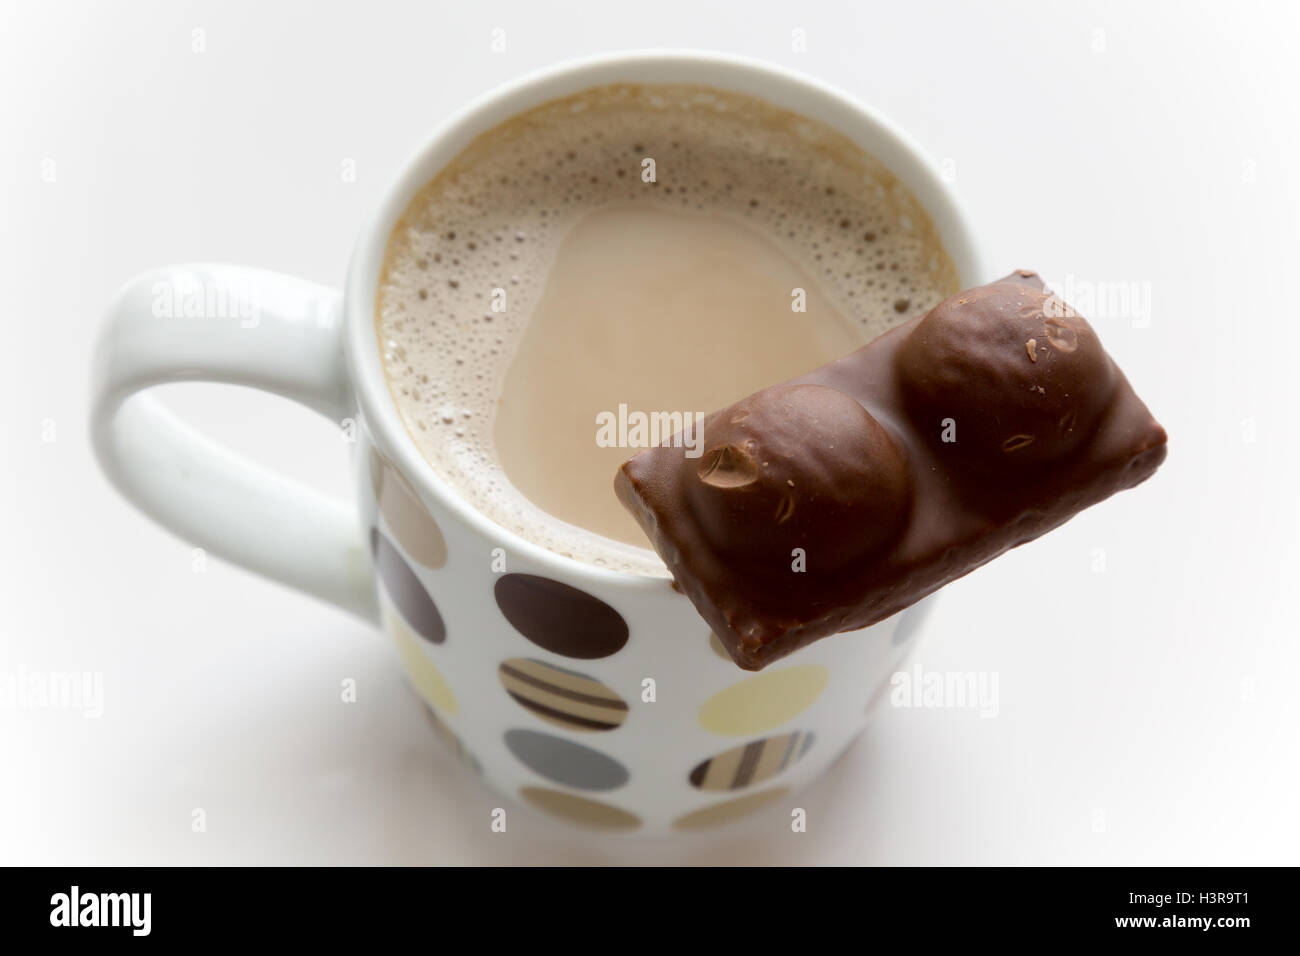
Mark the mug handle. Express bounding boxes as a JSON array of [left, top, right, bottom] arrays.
[[90, 264, 378, 623]]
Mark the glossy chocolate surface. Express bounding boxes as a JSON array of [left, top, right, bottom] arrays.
[[616, 271, 1168, 670]]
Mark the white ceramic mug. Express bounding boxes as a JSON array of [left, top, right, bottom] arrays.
[[90, 50, 987, 836]]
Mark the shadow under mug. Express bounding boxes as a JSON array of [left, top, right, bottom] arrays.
[[90, 50, 988, 837]]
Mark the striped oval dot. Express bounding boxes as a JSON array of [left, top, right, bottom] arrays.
[[697, 665, 829, 736], [519, 787, 641, 832], [688, 731, 814, 792], [498, 658, 628, 732], [383, 603, 456, 715], [372, 454, 447, 569], [371, 528, 445, 644], [503, 729, 629, 791], [672, 787, 791, 832]]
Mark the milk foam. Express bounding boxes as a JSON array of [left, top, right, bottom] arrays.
[[376, 84, 958, 574]]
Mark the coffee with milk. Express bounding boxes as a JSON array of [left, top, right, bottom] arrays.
[[376, 83, 957, 573]]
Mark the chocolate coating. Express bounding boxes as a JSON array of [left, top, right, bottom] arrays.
[[616, 271, 1168, 670], [895, 271, 1116, 467], [684, 384, 911, 574]]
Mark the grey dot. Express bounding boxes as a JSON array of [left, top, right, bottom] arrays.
[[504, 729, 629, 791], [891, 596, 936, 647]]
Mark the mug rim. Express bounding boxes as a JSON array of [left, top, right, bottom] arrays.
[[344, 48, 990, 590]]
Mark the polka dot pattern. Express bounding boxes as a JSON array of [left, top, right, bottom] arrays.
[[689, 731, 814, 792], [359, 451, 867, 833], [697, 666, 829, 736], [385, 604, 457, 715], [504, 728, 629, 791], [494, 574, 628, 659], [371, 528, 445, 644], [372, 454, 447, 568], [422, 705, 482, 775], [672, 788, 791, 831], [520, 787, 641, 831], [498, 658, 628, 732]]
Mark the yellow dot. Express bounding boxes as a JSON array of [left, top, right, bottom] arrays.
[[672, 788, 791, 831], [698, 665, 828, 736], [520, 787, 641, 831], [385, 604, 457, 714]]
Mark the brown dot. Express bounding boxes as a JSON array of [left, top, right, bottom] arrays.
[[494, 574, 628, 659], [371, 528, 445, 644], [893, 297, 911, 314]]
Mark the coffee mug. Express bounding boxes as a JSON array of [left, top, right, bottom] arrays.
[[90, 50, 987, 836]]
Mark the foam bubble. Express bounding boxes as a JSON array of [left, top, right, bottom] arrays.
[[376, 83, 958, 574]]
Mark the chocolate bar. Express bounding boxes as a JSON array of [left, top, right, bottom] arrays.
[[615, 270, 1168, 670]]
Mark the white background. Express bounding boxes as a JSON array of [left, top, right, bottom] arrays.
[[2, 0, 1297, 864]]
